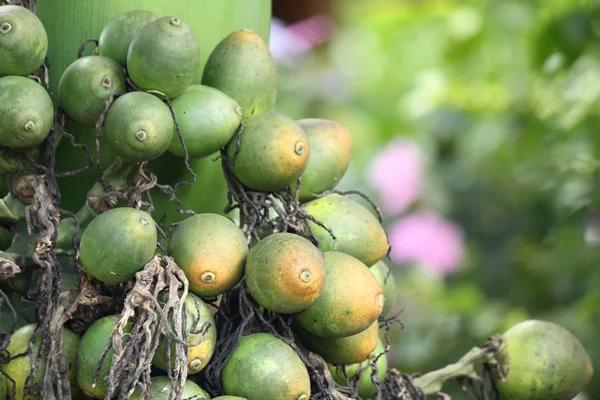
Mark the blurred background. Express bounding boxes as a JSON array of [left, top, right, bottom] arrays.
[[270, 0, 600, 398]]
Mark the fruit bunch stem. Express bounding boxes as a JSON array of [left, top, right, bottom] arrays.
[[412, 335, 504, 396]]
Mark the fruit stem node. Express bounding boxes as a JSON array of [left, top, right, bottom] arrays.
[[0, 22, 12, 34], [0, 253, 21, 280]]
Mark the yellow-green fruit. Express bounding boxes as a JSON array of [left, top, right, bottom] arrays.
[[0, 76, 54, 149], [79, 207, 157, 284], [246, 233, 327, 314], [0, 373, 5, 400], [1, 323, 80, 400], [130, 376, 209, 400], [57, 56, 127, 126], [168, 85, 243, 159], [98, 9, 161, 67], [225, 112, 309, 192], [168, 213, 248, 297], [75, 314, 132, 399], [328, 339, 388, 399], [292, 119, 353, 202], [103, 91, 174, 162], [222, 333, 311, 400], [494, 320, 593, 400], [0, 5, 48, 76], [202, 28, 277, 118], [127, 16, 200, 99], [370, 260, 397, 317], [303, 194, 389, 267], [152, 293, 217, 375], [295, 251, 384, 338], [295, 321, 379, 365]]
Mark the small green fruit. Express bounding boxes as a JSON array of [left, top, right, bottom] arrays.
[[202, 29, 277, 118], [103, 91, 174, 162], [58, 56, 126, 126], [98, 9, 161, 67], [0, 5, 48, 76], [127, 16, 200, 99]]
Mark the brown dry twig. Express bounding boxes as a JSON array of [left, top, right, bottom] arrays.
[[94, 255, 191, 400]]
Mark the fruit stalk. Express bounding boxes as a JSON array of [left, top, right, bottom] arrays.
[[412, 334, 505, 395], [79, 156, 134, 216]]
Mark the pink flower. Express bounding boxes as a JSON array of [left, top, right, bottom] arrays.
[[367, 138, 424, 217], [269, 16, 334, 61], [388, 210, 465, 276]]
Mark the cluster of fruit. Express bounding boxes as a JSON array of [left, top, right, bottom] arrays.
[[0, 3, 595, 400]]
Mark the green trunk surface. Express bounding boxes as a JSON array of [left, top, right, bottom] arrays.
[[36, 0, 272, 223]]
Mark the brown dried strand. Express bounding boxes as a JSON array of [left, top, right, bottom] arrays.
[[22, 150, 49, 174], [41, 57, 51, 91], [126, 163, 157, 211], [119, 156, 194, 219], [95, 92, 125, 189], [219, 150, 336, 247], [219, 157, 338, 249], [0, 367, 18, 400], [77, 39, 99, 59], [307, 353, 354, 399], [308, 189, 384, 223], [365, 314, 406, 398], [154, 181, 196, 218], [454, 363, 500, 400], [18, 122, 77, 400], [330, 365, 359, 398], [0, 289, 18, 356], [57, 208, 81, 255], [100, 259, 163, 399], [156, 212, 170, 252], [155, 221, 168, 254], [204, 282, 340, 399], [153, 92, 196, 194], [380, 369, 426, 400], [122, 76, 197, 213], [220, 150, 263, 218], [303, 213, 338, 249], [55, 111, 94, 178], [293, 177, 303, 203], [482, 363, 501, 399], [97, 255, 196, 400], [27, 75, 42, 85], [230, 121, 244, 167], [162, 263, 190, 400], [143, 188, 156, 215]]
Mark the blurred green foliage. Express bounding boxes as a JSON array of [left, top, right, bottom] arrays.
[[274, 0, 600, 397]]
